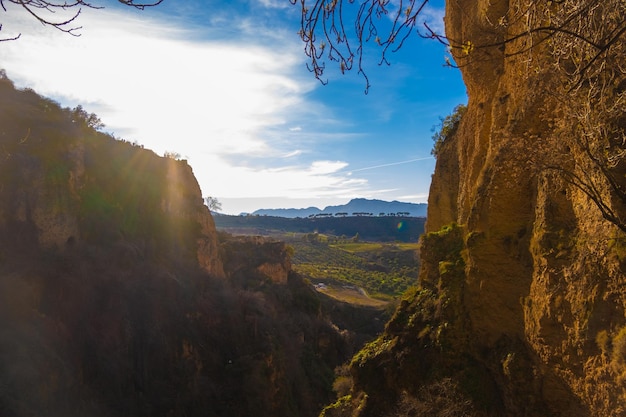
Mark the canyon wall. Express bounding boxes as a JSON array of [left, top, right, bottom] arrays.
[[0, 76, 356, 417], [325, 1, 626, 416]]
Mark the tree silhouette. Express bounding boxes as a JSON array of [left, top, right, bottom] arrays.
[[290, 0, 433, 93], [205, 196, 222, 213]]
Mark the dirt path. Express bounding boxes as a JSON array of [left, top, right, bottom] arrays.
[[315, 284, 389, 308]]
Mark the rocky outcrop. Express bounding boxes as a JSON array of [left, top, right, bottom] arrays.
[[326, 1, 626, 416], [0, 77, 224, 278], [220, 235, 292, 284], [160, 157, 225, 278]]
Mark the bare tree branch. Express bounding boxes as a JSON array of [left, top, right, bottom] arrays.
[[0, 0, 163, 40], [290, 0, 430, 93]]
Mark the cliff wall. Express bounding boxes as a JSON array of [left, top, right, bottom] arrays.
[[436, 1, 626, 414], [0, 77, 224, 278], [327, 1, 626, 416], [0, 76, 360, 417], [220, 235, 292, 285]]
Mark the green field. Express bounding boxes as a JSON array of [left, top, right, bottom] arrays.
[[286, 236, 420, 299]]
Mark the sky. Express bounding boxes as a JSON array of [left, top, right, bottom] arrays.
[[0, 0, 466, 215]]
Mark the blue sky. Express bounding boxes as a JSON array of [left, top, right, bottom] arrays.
[[0, 0, 466, 215]]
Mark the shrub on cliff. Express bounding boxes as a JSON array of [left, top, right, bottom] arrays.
[[431, 105, 467, 158], [612, 327, 626, 372]]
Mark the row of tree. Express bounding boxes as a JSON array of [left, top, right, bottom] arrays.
[[308, 212, 412, 218]]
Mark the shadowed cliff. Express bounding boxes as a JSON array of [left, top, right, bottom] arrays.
[[0, 75, 381, 417]]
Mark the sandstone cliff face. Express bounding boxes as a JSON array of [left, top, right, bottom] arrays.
[[436, 1, 625, 414], [329, 1, 625, 416]]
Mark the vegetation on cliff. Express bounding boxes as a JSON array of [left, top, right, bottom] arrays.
[[431, 104, 467, 158], [321, 224, 494, 417]]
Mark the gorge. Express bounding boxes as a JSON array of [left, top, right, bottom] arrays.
[[1, 0, 625, 416]]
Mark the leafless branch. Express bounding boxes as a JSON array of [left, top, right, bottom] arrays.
[[0, 0, 163, 40], [290, 0, 430, 93]]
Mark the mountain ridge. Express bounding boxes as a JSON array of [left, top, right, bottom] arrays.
[[251, 198, 427, 218]]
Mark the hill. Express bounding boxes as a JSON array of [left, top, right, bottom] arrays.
[[213, 213, 426, 242], [251, 198, 427, 218]]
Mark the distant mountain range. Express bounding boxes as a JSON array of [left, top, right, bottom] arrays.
[[250, 198, 427, 218]]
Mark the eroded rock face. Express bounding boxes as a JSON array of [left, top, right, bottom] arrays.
[[333, 1, 625, 416], [431, 1, 625, 414], [220, 235, 292, 285]]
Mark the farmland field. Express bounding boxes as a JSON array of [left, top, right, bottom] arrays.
[[285, 236, 420, 300]]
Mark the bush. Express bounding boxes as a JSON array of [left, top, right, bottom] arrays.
[[389, 378, 476, 417], [332, 364, 353, 397], [612, 326, 626, 366], [596, 330, 610, 356], [431, 104, 467, 157]]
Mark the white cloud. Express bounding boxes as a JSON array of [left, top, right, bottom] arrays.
[[417, 5, 446, 36], [0, 6, 380, 213], [398, 193, 429, 201], [283, 150, 303, 158], [192, 158, 368, 200], [258, 0, 291, 9], [2, 9, 312, 157], [310, 160, 348, 175]]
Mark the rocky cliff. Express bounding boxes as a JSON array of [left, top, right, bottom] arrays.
[[220, 235, 292, 285], [0, 75, 363, 417], [323, 1, 626, 416], [0, 79, 224, 278]]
